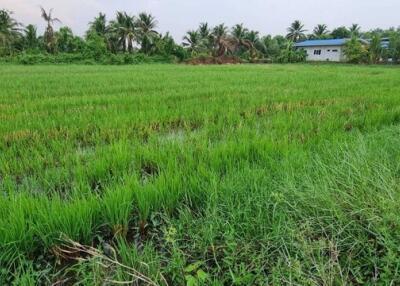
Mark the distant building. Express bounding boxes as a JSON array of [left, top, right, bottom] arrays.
[[380, 38, 390, 49], [294, 39, 348, 62], [294, 39, 368, 62]]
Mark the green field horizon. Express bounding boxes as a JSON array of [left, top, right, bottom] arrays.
[[1, 64, 400, 285]]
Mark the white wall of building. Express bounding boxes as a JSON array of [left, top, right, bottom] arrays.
[[303, 46, 345, 62]]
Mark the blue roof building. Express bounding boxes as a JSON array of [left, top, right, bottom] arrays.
[[294, 38, 369, 62], [294, 39, 348, 48]]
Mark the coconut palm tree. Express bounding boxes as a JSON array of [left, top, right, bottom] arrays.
[[286, 20, 306, 42], [231, 24, 248, 41], [212, 24, 228, 41], [87, 13, 107, 37], [349, 24, 361, 37], [24, 24, 38, 50], [40, 7, 61, 53], [198, 23, 211, 40], [136, 12, 158, 54], [244, 30, 262, 59], [211, 24, 229, 56], [0, 9, 22, 55], [112, 12, 136, 52], [313, 24, 329, 39], [232, 24, 254, 52], [198, 22, 213, 51], [183, 30, 201, 53], [245, 30, 260, 45], [369, 33, 383, 64]]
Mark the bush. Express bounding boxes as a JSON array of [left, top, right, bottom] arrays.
[[276, 47, 306, 63], [0, 52, 178, 65], [344, 37, 368, 64], [84, 34, 107, 61], [13, 53, 87, 65]]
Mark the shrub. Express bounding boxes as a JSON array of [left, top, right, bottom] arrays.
[[344, 37, 368, 64]]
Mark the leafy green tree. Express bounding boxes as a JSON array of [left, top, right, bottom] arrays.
[[286, 20, 306, 42], [40, 7, 61, 53], [312, 24, 330, 39], [70, 36, 86, 53], [56, 27, 75, 52], [136, 13, 158, 54], [331, 26, 350, 39], [85, 33, 107, 60], [0, 9, 22, 55], [260, 35, 281, 59], [344, 37, 367, 63]]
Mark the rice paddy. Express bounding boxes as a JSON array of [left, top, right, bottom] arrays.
[[1, 64, 400, 285]]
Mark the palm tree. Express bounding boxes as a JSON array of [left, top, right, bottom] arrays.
[[136, 12, 158, 54], [212, 24, 228, 41], [40, 7, 61, 53], [245, 30, 260, 45], [112, 12, 136, 52], [198, 23, 211, 40], [0, 9, 22, 55], [286, 20, 306, 42], [369, 33, 383, 63], [197, 22, 214, 53], [231, 24, 248, 41], [212, 24, 228, 56], [244, 30, 262, 59], [183, 30, 201, 53], [349, 24, 361, 37], [24, 24, 38, 50], [87, 13, 107, 37], [313, 24, 329, 39], [232, 24, 252, 51]]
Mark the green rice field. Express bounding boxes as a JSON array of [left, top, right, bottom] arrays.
[[1, 64, 400, 285]]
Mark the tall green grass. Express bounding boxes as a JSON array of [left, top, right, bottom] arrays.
[[1, 64, 400, 284]]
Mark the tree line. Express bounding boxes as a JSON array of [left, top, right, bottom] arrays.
[[1, 8, 400, 64]]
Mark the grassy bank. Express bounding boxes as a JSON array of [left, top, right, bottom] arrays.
[[1, 64, 400, 285]]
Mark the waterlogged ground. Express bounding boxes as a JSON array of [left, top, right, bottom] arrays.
[[1, 64, 400, 284]]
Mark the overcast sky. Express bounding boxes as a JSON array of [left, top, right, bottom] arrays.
[[3, 0, 400, 40]]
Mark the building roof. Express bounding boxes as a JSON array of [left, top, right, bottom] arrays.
[[294, 39, 348, 47]]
